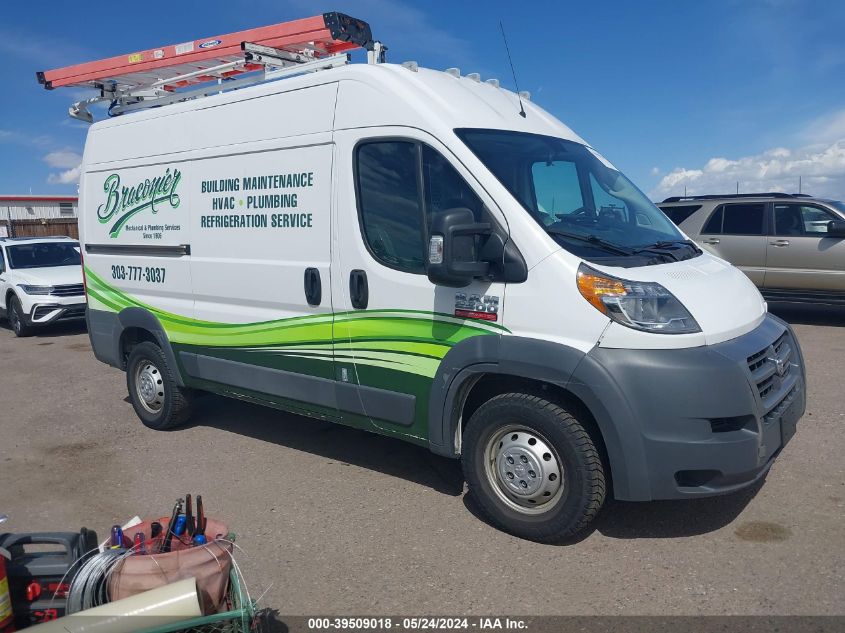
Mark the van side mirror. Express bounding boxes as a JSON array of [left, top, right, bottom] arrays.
[[426, 208, 491, 287], [827, 220, 845, 237]]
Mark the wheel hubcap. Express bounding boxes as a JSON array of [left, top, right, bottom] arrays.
[[135, 361, 165, 413], [484, 425, 564, 515]]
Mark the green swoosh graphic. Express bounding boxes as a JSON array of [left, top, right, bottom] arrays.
[[84, 267, 506, 378]]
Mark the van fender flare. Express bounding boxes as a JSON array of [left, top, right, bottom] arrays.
[[87, 306, 185, 386], [427, 334, 640, 499], [118, 307, 185, 386]]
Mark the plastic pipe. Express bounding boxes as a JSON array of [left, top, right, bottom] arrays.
[[26, 577, 202, 632]]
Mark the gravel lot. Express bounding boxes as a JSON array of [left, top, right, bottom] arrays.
[[0, 304, 843, 617]]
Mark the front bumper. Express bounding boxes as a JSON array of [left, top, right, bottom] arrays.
[[27, 302, 87, 325], [569, 314, 806, 501]]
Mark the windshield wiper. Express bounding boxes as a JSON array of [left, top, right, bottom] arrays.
[[632, 239, 702, 262], [545, 229, 634, 256], [650, 239, 701, 252]]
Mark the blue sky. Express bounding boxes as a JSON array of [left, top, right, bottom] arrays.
[[1, 0, 844, 200]]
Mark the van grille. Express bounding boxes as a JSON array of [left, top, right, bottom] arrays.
[[747, 333, 792, 401], [764, 385, 798, 426], [50, 284, 84, 297]]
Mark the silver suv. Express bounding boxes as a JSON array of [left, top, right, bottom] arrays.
[[658, 193, 845, 305]]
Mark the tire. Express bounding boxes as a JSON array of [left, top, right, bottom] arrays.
[[462, 393, 606, 543], [8, 296, 34, 337], [126, 341, 192, 430]]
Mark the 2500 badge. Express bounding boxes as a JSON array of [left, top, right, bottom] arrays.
[[111, 265, 167, 284]]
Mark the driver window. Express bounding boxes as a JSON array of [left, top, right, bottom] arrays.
[[0, 249, 5, 272], [422, 146, 484, 221], [356, 140, 488, 275], [530, 160, 583, 224], [356, 141, 425, 273]]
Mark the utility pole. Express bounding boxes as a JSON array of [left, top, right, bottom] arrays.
[[799, 176, 802, 194], [736, 181, 739, 195]]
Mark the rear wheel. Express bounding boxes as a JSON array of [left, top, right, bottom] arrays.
[[126, 341, 192, 430], [8, 296, 33, 337], [462, 393, 606, 543]]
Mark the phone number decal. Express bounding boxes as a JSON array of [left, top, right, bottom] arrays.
[[111, 265, 167, 284]]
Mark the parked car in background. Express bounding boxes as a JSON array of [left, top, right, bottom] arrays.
[[658, 193, 845, 305], [0, 237, 86, 336]]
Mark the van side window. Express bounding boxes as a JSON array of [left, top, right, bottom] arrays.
[[356, 141, 486, 274], [703, 203, 764, 235], [356, 141, 425, 273]]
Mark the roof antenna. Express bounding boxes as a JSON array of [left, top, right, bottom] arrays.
[[499, 21, 526, 118]]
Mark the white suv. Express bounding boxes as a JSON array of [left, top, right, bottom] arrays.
[[0, 237, 86, 337]]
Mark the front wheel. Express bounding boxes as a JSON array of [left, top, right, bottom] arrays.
[[462, 393, 606, 543], [8, 296, 33, 337], [126, 341, 192, 430]]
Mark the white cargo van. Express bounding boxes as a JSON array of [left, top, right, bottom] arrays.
[[46, 14, 806, 542]]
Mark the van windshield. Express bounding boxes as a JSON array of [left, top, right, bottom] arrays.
[[6, 242, 81, 269], [456, 129, 698, 265]]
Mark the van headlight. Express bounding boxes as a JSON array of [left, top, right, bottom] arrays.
[[17, 284, 53, 295], [576, 264, 701, 334]]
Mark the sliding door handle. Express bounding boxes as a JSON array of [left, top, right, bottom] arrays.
[[769, 239, 790, 247], [349, 269, 368, 310], [304, 267, 322, 306]]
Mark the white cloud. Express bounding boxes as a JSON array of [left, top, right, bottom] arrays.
[[650, 166, 661, 176], [47, 166, 81, 185], [651, 110, 845, 200], [43, 149, 82, 185], [44, 150, 82, 169]]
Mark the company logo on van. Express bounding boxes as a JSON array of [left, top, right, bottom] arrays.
[[198, 39, 222, 49], [97, 168, 182, 238]]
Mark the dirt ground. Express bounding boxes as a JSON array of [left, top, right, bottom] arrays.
[[0, 303, 842, 616]]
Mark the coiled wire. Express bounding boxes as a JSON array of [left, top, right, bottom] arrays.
[[66, 549, 126, 614]]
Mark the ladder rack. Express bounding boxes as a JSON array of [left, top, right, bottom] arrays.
[[36, 12, 382, 123]]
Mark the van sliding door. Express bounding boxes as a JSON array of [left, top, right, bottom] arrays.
[[183, 140, 337, 414]]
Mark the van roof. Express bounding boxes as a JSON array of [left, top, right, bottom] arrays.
[[87, 63, 585, 147]]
